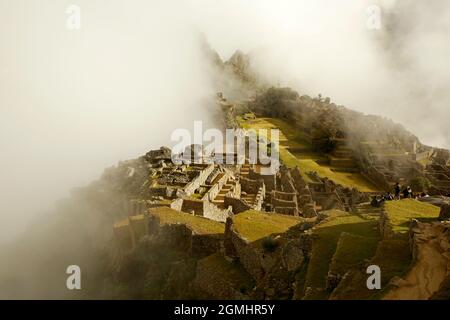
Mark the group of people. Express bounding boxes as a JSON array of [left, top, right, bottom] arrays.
[[394, 183, 414, 200], [370, 183, 429, 208]]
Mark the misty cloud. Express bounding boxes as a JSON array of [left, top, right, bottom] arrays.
[[0, 0, 449, 244]]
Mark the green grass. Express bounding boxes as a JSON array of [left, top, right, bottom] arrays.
[[304, 210, 379, 299], [329, 233, 379, 278], [149, 206, 225, 235], [330, 239, 412, 300], [385, 199, 440, 234], [233, 210, 302, 242], [238, 116, 380, 192]]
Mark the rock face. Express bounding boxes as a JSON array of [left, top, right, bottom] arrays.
[[384, 221, 450, 299]]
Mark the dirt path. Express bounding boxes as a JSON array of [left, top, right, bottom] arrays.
[[384, 239, 447, 300]]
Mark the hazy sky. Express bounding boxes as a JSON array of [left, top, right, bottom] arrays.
[[0, 0, 449, 242]]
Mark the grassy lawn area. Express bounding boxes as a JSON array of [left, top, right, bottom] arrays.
[[384, 199, 441, 234], [304, 210, 379, 299], [149, 206, 225, 235], [237, 116, 379, 192], [279, 148, 379, 192], [233, 210, 302, 242]]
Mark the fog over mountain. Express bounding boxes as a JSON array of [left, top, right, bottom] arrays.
[[0, 0, 449, 254]]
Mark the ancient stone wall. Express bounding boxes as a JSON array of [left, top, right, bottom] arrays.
[[230, 229, 264, 281], [191, 234, 223, 258], [241, 177, 264, 194], [253, 187, 265, 211], [273, 207, 298, 216], [181, 199, 205, 215], [203, 200, 233, 222], [224, 196, 251, 214], [378, 208, 394, 239], [170, 198, 183, 211], [223, 217, 264, 281], [249, 169, 276, 191], [311, 192, 343, 211], [412, 151, 431, 162], [272, 191, 296, 201], [183, 164, 215, 195], [147, 215, 224, 258], [272, 197, 297, 209], [202, 171, 230, 201]]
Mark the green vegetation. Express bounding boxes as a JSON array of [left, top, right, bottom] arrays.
[[304, 210, 380, 299], [385, 199, 440, 234], [237, 116, 379, 192], [331, 200, 439, 300], [233, 210, 302, 242], [331, 239, 412, 300], [329, 233, 379, 278], [149, 207, 225, 235], [409, 177, 432, 192]]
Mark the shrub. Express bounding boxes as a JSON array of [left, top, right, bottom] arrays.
[[409, 177, 431, 192]]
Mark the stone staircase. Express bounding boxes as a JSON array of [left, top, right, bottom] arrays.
[[240, 164, 251, 176], [212, 179, 237, 209]]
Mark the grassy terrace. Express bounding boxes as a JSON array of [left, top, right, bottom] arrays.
[[304, 210, 380, 299], [149, 206, 225, 235], [384, 199, 441, 234], [329, 233, 379, 279], [233, 210, 302, 242], [237, 116, 379, 192], [331, 238, 412, 300], [332, 200, 441, 299]]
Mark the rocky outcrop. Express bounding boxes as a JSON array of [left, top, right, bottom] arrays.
[[384, 220, 450, 299]]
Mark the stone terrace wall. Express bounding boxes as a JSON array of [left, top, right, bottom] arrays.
[[273, 207, 298, 216], [241, 177, 264, 194], [170, 198, 183, 211], [203, 200, 233, 222], [378, 207, 394, 239], [183, 164, 215, 195], [202, 171, 230, 201], [224, 196, 252, 214], [147, 215, 223, 259], [181, 199, 205, 215], [249, 169, 276, 191]]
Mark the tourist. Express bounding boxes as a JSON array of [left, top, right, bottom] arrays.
[[371, 196, 384, 208], [402, 187, 409, 199], [383, 192, 394, 201], [407, 186, 413, 198], [394, 183, 401, 200]]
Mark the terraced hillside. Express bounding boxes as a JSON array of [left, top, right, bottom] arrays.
[[299, 210, 380, 299], [237, 116, 379, 192], [330, 199, 441, 300]]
